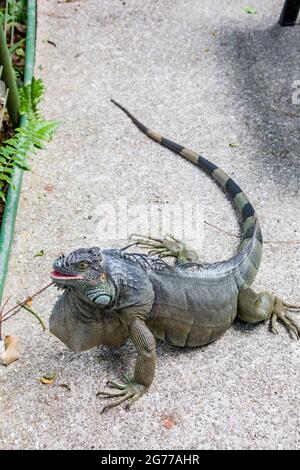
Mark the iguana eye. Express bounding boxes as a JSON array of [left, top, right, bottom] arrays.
[[77, 261, 89, 270]]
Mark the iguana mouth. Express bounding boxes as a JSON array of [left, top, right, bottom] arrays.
[[50, 271, 83, 280]]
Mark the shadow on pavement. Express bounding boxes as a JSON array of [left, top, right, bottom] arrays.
[[215, 22, 300, 190]]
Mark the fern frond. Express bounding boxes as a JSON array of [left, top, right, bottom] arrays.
[[19, 78, 45, 119], [31, 77, 45, 114], [0, 77, 59, 201]]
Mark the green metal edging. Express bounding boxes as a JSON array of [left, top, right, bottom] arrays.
[[0, 0, 37, 304]]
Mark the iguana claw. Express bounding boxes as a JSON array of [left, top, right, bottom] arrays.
[[97, 380, 147, 413], [270, 297, 300, 339], [238, 289, 300, 340]]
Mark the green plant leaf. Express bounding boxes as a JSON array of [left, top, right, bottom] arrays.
[[0, 77, 59, 200], [15, 47, 25, 57], [8, 38, 26, 55], [0, 166, 14, 174], [0, 174, 12, 183]]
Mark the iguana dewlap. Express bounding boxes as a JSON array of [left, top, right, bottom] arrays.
[[49, 101, 300, 412]]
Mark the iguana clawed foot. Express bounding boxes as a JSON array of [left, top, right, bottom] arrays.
[[270, 297, 300, 339], [130, 234, 199, 263], [97, 378, 147, 413], [238, 288, 300, 339]]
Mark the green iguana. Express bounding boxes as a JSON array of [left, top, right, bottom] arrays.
[[49, 100, 300, 413]]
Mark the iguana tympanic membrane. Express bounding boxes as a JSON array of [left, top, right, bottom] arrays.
[[49, 100, 300, 412]]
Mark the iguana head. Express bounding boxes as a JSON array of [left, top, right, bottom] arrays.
[[50, 247, 115, 306]]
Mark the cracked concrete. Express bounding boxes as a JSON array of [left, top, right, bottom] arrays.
[[0, 0, 299, 449]]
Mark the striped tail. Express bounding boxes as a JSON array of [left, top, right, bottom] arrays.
[[111, 99, 263, 287]]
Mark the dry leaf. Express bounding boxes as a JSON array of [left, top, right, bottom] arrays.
[[59, 383, 71, 391], [40, 373, 56, 385], [0, 340, 5, 359], [34, 250, 45, 258], [1, 335, 20, 366], [25, 297, 33, 307]]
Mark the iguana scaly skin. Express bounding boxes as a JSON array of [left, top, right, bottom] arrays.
[[49, 100, 300, 412]]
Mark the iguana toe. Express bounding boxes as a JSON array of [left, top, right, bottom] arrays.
[[131, 234, 199, 263], [106, 380, 127, 390], [271, 297, 300, 339], [238, 289, 300, 339]]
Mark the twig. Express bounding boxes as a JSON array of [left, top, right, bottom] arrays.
[[0, 305, 22, 325], [0, 282, 54, 322], [204, 220, 239, 239], [39, 11, 69, 19], [0, 295, 11, 317], [17, 302, 46, 331], [0, 295, 11, 339], [58, 0, 88, 3], [46, 40, 57, 47], [264, 239, 300, 245]]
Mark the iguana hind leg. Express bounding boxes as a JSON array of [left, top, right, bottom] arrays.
[[130, 233, 199, 264], [238, 288, 300, 339]]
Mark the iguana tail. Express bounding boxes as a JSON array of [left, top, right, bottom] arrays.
[[111, 99, 262, 287]]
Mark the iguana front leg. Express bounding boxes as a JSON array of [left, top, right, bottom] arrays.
[[97, 317, 156, 412], [238, 288, 300, 338], [131, 234, 199, 264]]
